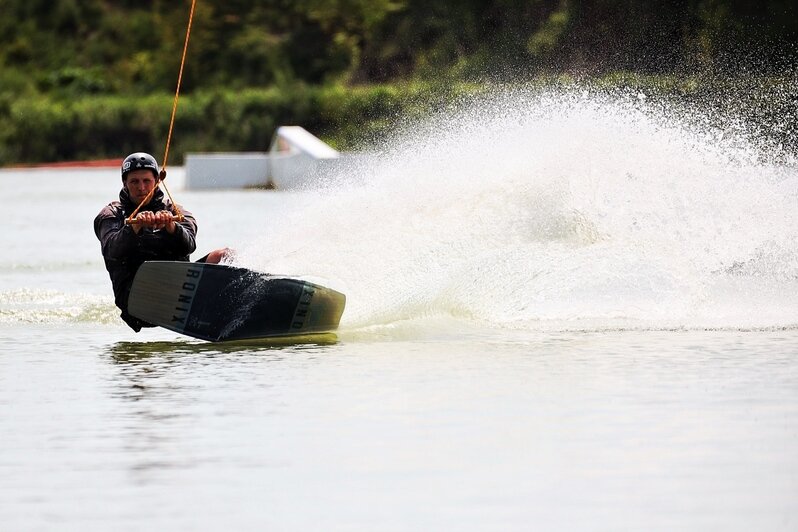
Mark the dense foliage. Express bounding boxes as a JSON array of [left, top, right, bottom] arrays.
[[0, 82, 468, 163], [0, 0, 795, 163], [2, 0, 795, 95]]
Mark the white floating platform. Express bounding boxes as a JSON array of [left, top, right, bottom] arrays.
[[184, 126, 342, 190], [269, 126, 340, 190], [185, 153, 270, 189]]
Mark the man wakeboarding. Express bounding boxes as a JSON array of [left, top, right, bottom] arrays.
[[94, 152, 233, 331]]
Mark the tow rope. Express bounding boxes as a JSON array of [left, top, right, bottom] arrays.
[[126, 0, 197, 225]]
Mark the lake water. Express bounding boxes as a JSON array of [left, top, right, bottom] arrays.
[[2, 90, 798, 530]]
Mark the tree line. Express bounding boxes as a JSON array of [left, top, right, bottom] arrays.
[[1, 0, 795, 97], [1, 1, 795, 164]]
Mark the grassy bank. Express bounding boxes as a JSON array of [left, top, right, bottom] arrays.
[[1, 75, 794, 166], [0, 82, 476, 166]]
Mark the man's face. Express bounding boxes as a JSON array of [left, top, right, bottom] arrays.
[[125, 169, 157, 205]]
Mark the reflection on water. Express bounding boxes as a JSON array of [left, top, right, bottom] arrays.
[[102, 335, 342, 490], [105, 336, 339, 406], [108, 333, 339, 361]]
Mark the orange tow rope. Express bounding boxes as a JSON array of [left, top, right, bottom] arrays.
[[127, 0, 197, 225]]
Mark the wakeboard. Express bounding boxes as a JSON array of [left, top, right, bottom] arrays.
[[128, 261, 346, 342]]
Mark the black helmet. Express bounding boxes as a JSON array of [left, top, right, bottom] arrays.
[[121, 152, 159, 181]]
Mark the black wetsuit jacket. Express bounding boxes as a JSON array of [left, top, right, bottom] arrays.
[[94, 188, 197, 331]]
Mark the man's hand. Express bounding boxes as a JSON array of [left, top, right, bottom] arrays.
[[131, 210, 176, 234], [155, 210, 177, 233]]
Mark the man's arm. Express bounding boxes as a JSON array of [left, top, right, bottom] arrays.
[[94, 210, 137, 260], [134, 208, 197, 258], [167, 212, 197, 256]]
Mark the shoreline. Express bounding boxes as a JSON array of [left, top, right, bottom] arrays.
[[7, 158, 120, 169]]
